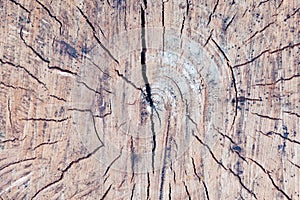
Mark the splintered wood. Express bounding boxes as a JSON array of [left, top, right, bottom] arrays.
[[0, 0, 299, 199]]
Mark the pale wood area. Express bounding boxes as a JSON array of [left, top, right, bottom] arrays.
[[0, 0, 299, 199]]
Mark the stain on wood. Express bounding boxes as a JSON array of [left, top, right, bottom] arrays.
[[0, 0, 299, 199]]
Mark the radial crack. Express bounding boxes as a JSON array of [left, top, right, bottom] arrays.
[[0, 81, 32, 91], [21, 27, 78, 75], [162, 0, 166, 52], [0, 157, 36, 171], [267, 173, 291, 200], [20, 117, 69, 122], [0, 58, 47, 89], [130, 184, 136, 200], [225, 14, 236, 31], [214, 126, 247, 162], [147, 172, 150, 199], [170, 163, 176, 184], [233, 49, 270, 68], [276, 0, 284, 9], [140, 6, 154, 107], [211, 39, 229, 62], [35, 0, 62, 34], [100, 184, 112, 200], [150, 109, 157, 174], [77, 7, 118, 64], [20, 27, 50, 63], [228, 168, 257, 199], [254, 74, 300, 86], [180, 16, 186, 37], [48, 66, 77, 76], [180, 0, 190, 37], [258, 0, 271, 7], [183, 181, 191, 200], [91, 115, 105, 146], [7, 99, 12, 128], [192, 132, 257, 199], [193, 132, 227, 170], [169, 183, 172, 199], [283, 110, 300, 118], [204, 29, 213, 47], [31, 146, 102, 199], [159, 113, 171, 200], [114, 69, 142, 91], [202, 180, 210, 200], [33, 140, 60, 150], [258, 130, 300, 145], [8, 0, 30, 13], [49, 94, 66, 102], [103, 147, 123, 177], [191, 157, 202, 182], [234, 42, 300, 68], [0, 136, 26, 144], [278, 41, 299, 54], [244, 21, 275, 43], [130, 136, 135, 180], [85, 57, 111, 77], [251, 112, 281, 121], [287, 159, 300, 169], [213, 125, 237, 145], [78, 80, 112, 95], [284, 7, 300, 21], [227, 62, 238, 131], [140, 5, 158, 174], [207, 0, 219, 26], [248, 158, 291, 200]]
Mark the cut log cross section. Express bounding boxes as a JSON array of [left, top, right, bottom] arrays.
[[0, 0, 299, 199]]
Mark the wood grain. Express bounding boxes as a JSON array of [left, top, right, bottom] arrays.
[[0, 0, 299, 199]]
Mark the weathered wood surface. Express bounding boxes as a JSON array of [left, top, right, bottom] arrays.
[[0, 0, 299, 199]]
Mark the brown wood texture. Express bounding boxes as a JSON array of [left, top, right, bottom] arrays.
[[0, 0, 299, 199]]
